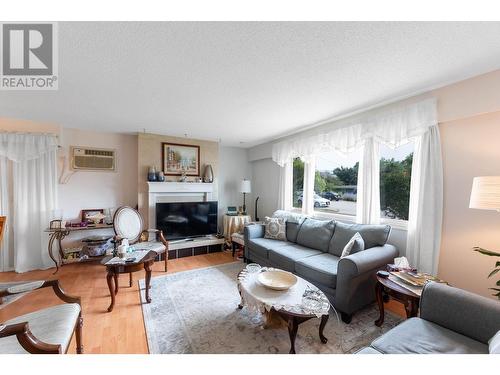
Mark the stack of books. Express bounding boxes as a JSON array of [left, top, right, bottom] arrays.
[[388, 271, 446, 296]]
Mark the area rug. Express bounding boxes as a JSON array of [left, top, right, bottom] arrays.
[[139, 262, 402, 354]]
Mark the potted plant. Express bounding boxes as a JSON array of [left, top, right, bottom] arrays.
[[473, 247, 500, 299]]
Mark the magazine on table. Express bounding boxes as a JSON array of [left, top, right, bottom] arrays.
[[388, 271, 447, 296]]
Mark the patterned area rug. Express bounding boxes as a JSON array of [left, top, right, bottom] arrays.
[[139, 262, 402, 354]]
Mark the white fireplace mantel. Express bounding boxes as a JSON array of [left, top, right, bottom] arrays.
[[145, 182, 216, 228], [147, 181, 214, 194]]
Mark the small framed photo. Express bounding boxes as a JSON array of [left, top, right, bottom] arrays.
[[162, 142, 200, 176], [81, 209, 105, 224]]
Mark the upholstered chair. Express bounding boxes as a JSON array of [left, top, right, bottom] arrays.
[[0, 279, 83, 354], [113, 206, 168, 272]]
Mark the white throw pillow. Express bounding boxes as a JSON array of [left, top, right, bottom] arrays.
[[341, 232, 365, 258], [489, 330, 500, 354], [264, 216, 287, 241]]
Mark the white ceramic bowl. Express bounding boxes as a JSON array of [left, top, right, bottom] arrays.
[[258, 270, 298, 291]]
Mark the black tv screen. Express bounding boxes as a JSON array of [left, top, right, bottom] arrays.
[[156, 201, 218, 240]]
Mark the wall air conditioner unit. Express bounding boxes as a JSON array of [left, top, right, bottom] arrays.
[[70, 146, 116, 172]]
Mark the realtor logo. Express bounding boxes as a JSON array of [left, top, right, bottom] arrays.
[[1, 22, 58, 90]]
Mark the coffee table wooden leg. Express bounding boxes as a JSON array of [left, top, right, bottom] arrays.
[[287, 317, 298, 354], [113, 273, 119, 295], [319, 314, 329, 344], [374, 282, 385, 327], [129, 272, 133, 287], [106, 270, 116, 312], [145, 262, 152, 303]]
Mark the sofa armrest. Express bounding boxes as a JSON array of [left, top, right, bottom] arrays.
[[338, 244, 398, 278], [334, 244, 398, 315], [244, 223, 265, 242], [420, 282, 500, 344]]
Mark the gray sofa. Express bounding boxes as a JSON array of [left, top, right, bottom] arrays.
[[358, 282, 500, 354], [244, 211, 398, 323]]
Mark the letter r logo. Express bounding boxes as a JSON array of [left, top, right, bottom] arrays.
[[2, 24, 53, 75]]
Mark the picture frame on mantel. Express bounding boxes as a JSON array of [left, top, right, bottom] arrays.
[[162, 142, 200, 176]]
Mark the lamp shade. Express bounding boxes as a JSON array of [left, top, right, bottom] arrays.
[[240, 179, 251, 193], [469, 176, 500, 211]]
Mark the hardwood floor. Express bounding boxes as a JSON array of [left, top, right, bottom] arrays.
[[0, 252, 406, 354]]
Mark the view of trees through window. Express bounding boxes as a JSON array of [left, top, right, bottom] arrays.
[[380, 142, 414, 220], [292, 158, 304, 208], [292, 142, 414, 221], [314, 149, 361, 216]]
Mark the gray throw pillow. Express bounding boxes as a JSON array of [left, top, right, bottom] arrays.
[[264, 216, 286, 241], [340, 232, 365, 258]]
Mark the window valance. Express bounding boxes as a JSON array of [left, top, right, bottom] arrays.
[[0, 133, 58, 162], [272, 98, 437, 166]]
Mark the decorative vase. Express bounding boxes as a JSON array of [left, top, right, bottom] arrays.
[[157, 171, 165, 182], [148, 166, 157, 182], [203, 164, 214, 183]]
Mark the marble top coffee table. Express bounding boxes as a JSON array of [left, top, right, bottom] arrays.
[[237, 266, 330, 354]]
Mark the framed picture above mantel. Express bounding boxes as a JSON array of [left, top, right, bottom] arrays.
[[162, 142, 201, 176]]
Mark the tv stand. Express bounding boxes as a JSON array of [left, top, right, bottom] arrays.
[[166, 235, 225, 259]]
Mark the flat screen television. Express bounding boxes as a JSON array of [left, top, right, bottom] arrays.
[[156, 201, 218, 240]]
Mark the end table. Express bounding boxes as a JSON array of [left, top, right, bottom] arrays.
[[374, 274, 420, 327]]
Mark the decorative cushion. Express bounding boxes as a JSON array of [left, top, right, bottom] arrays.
[[263, 216, 287, 241], [329, 222, 391, 257], [272, 210, 307, 242], [0, 303, 81, 354], [488, 330, 500, 354], [340, 232, 365, 258], [296, 218, 335, 252]]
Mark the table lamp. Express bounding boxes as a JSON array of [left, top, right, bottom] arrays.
[[469, 176, 500, 211], [469, 176, 500, 299], [240, 179, 251, 215]]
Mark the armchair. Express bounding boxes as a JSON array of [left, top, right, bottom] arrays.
[[0, 279, 83, 354], [113, 206, 168, 272]]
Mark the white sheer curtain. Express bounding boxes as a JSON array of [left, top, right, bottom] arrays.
[[272, 98, 437, 166], [0, 133, 58, 273], [406, 125, 443, 274], [277, 161, 293, 211], [302, 159, 316, 215], [356, 137, 380, 224]]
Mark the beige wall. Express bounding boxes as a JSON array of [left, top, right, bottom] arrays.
[[438, 111, 500, 298], [137, 133, 219, 224]]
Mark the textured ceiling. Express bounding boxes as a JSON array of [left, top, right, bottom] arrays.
[[2, 22, 500, 146]]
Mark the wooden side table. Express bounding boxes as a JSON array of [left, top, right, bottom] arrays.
[[101, 250, 156, 312], [374, 274, 420, 327]]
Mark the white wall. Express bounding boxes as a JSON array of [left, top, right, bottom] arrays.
[[217, 146, 253, 227], [251, 158, 281, 220], [58, 128, 138, 246]]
